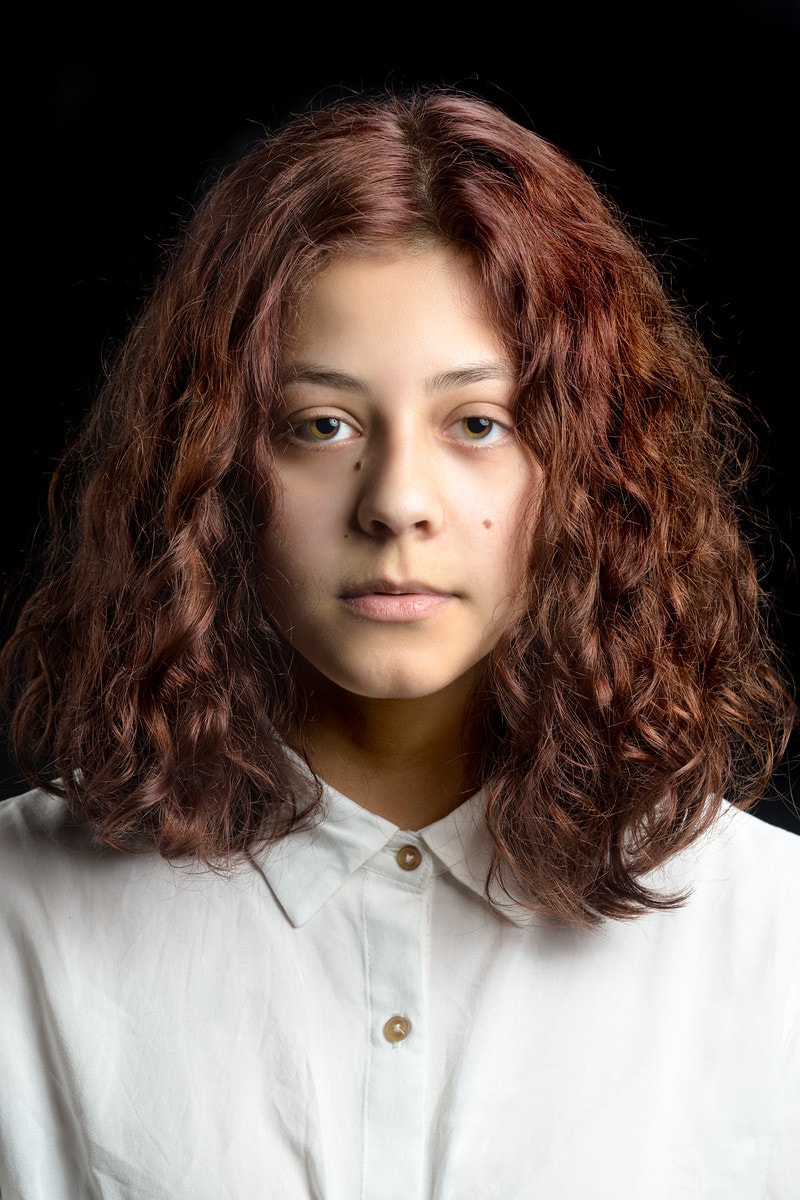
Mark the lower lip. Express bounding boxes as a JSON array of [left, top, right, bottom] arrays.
[[341, 593, 453, 621]]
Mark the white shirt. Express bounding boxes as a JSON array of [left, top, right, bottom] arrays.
[[0, 777, 798, 1200]]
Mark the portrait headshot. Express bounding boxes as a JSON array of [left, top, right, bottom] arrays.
[[2, 7, 798, 1197]]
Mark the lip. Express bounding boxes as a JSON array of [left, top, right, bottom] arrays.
[[339, 580, 455, 622], [341, 579, 451, 598]]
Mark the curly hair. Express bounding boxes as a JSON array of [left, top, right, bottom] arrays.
[[1, 88, 793, 924]]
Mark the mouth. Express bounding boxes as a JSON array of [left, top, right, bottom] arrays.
[[339, 580, 456, 621]]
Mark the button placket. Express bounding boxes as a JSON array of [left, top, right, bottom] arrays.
[[362, 847, 429, 1197]]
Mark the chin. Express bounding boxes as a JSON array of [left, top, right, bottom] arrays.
[[291, 642, 487, 706], [325, 660, 482, 704], [334, 677, 446, 702]]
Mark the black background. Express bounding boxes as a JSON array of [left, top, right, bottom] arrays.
[[3, 3, 798, 831]]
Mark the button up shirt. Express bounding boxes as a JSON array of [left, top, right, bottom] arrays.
[[0, 777, 798, 1199]]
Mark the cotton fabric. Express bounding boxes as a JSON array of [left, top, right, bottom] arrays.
[[1, 777, 798, 1199]]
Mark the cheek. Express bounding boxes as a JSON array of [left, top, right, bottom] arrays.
[[269, 463, 355, 544], [260, 504, 313, 611], [483, 484, 537, 597], [263, 474, 333, 565], [260, 483, 354, 629]]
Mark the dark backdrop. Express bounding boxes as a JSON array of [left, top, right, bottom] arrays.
[[3, 4, 797, 831]]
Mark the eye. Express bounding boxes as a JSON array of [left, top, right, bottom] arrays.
[[287, 415, 359, 444], [450, 416, 509, 444], [307, 416, 345, 441]]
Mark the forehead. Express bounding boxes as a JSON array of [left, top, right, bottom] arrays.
[[282, 244, 510, 380]]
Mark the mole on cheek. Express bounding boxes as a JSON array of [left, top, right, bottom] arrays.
[[483, 519, 493, 529], [354, 461, 363, 472]]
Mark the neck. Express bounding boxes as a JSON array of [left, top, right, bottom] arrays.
[[288, 670, 482, 829]]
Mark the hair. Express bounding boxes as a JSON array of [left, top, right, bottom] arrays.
[[1, 88, 793, 924]]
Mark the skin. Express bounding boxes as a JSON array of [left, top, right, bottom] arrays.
[[263, 244, 540, 827]]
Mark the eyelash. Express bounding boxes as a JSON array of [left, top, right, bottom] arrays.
[[283, 414, 511, 446]]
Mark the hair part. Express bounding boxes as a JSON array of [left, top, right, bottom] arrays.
[[1, 88, 793, 924]]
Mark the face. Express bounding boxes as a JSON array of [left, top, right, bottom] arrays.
[[262, 244, 539, 707]]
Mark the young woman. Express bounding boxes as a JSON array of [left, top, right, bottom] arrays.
[[0, 89, 796, 1199]]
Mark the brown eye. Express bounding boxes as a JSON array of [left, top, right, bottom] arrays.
[[308, 417, 342, 440], [461, 417, 494, 440], [284, 414, 359, 445]]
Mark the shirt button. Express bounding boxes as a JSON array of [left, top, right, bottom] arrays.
[[396, 844, 422, 871], [383, 1015, 412, 1043]]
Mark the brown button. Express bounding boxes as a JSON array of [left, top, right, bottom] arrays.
[[383, 1015, 412, 1043], [396, 844, 422, 871]]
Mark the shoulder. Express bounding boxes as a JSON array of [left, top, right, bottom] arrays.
[[692, 802, 800, 900], [0, 787, 174, 921], [660, 801, 800, 941], [595, 803, 800, 1015], [657, 803, 800, 1018], [0, 786, 98, 872], [0, 785, 91, 853]]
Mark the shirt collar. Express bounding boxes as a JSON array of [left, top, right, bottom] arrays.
[[254, 778, 398, 926], [252, 752, 531, 927], [420, 796, 535, 926]]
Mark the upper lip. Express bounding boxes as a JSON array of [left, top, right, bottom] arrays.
[[340, 579, 452, 598]]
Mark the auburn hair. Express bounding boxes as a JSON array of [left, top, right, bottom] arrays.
[[1, 89, 793, 924]]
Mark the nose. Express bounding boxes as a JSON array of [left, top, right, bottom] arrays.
[[355, 434, 445, 538]]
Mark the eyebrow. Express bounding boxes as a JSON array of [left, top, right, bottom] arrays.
[[281, 361, 514, 394]]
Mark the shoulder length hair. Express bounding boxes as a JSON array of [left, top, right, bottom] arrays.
[[1, 88, 793, 924]]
